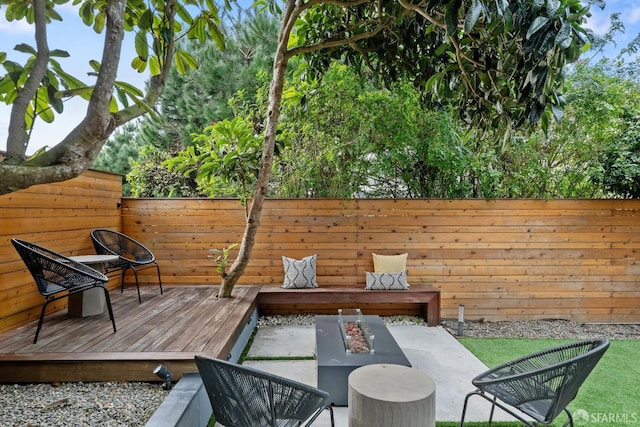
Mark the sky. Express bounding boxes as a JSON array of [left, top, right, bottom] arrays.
[[1, 0, 639, 155]]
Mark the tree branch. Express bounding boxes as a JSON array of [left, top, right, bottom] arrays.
[[286, 17, 393, 59], [5, 0, 50, 163], [397, 0, 445, 30]]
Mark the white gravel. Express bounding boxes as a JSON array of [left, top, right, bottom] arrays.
[[0, 381, 168, 427], [1, 316, 637, 426], [441, 318, 640, 340]]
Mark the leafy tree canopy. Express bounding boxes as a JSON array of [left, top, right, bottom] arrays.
[[293, 0, 605, 140], [0, 0, 226, 194]]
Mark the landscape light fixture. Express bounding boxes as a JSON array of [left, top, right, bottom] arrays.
[[458, 304, 465, 336], [154, 364, 173, 390]]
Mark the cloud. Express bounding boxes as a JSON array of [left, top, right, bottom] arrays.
[[585, 11, 611, 36], [0, 14, 33, 34], [628, 7, 640, 24]]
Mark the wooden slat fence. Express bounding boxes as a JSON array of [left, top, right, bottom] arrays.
[[2, 170, 640, 332], [122, 198, 640, 323], [0, 170, 123, 333]]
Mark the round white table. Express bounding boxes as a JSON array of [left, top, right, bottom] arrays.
[[67, 254, 118, 317], [348, 364, 436, 427]]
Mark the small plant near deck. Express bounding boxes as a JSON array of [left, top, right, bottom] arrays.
[[209, 244, 238, 278]]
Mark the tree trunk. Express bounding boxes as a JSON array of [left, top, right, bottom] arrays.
[[0, 0, 175, 196], [218, 0, 298, 298]]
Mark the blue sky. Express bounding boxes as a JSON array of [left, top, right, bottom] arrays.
[[1, 0, 639, 154]]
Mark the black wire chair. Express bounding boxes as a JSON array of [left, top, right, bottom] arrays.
[[460, 339, 610, 427], [195, 355, 335, 427], [90, 228, 162, 303], [11, 238, 117, 344]]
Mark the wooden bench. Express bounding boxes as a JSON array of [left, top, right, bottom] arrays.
[[257, 284, 441, 326]]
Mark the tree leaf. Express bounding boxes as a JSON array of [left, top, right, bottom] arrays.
[[209, 22, 226, 51], [175, 53, 186, 74], [109, 95, 118, 112], [89, 60, 101, 72], [177, 50, 198, 71], [131, 56, 147, 73], [49, 49, 70, 58], [555, 21, 572, 49], [114, 80, 144, 97], [93, 11, 106, 33], [445, 0, 462, 37], [148, 56, 160, 76], [14, 43, 37, 55], [551, 103, 563, 121], [79, 1, 94, 26], [464, 0, 483, 34], [526, 16, 549, 40], [47, 84, 63, 113], [546, 0, 561, 17], [135, 31, 149, 59]]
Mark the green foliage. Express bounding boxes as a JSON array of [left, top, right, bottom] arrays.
[[294, 0, 600, 140], [136, 12, 279, 150], [116, 11, 279, 198], [122, 2, 640, 202], [165, 117, 266, 205], [598, 120, 640, 198], [0, 0, 226, 148], [92, 123, 145, 196], [273, 63, 477, 198], [127, 145, 202, 197], [209, 243, 238, 278]]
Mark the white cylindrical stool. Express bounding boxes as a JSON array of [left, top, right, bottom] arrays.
[[348, 364, 435, 427]]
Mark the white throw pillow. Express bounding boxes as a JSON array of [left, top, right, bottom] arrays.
[[282, 254, 319, 289], [365, 271, 409, 290]]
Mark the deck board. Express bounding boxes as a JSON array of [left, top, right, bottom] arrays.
[[0, 286, 259, 383]]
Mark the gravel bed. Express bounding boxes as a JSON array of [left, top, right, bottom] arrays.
[[441, 318, 640, 340], [0, 381, 168, 427], [2, 315, 636, 426], [259, 314, 640, 341], [257, 313, 427, 327]]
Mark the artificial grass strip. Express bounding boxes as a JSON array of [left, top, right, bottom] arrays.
[[459, 338, 640, 427]]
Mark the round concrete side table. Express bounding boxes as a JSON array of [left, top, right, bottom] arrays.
[[348, 364, 436, 427]]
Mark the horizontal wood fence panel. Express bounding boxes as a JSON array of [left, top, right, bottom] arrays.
[[0, 170, 123, 333], [119, 197, 640, 323], [3, 172, 640, 333]]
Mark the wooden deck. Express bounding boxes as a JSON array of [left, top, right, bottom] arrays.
[[0, 286, 259, 383]]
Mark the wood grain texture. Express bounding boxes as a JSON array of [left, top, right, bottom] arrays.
[[122, 198, 640, 323], [0, 286, 258, 383], [2, 170, 639, 328]]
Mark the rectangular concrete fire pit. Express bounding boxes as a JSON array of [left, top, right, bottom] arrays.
[[316, 314, 410, 405]]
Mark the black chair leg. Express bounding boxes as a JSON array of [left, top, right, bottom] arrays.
[[563, 408, 574, 427], [120, 268, 127, 293], [461, 390, 536, 427], [131, 268, 142, 303], [489, 395, 497, 425], [33, 300, 50, 344], [155, 262, 163, 295], [460, 390, 477, 427], [102, 286, 117, 333]]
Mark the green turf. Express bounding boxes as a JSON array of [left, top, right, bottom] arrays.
[[458, 338, 639, 427]]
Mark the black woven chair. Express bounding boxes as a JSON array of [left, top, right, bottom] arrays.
[[195, 355, 334, 427], [90, 228, 162, 303], [11, 238, 117, 344], [460, 339, 609, 427]]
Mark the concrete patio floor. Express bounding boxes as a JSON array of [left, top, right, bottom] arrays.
[[244, 323, 520, 426]]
